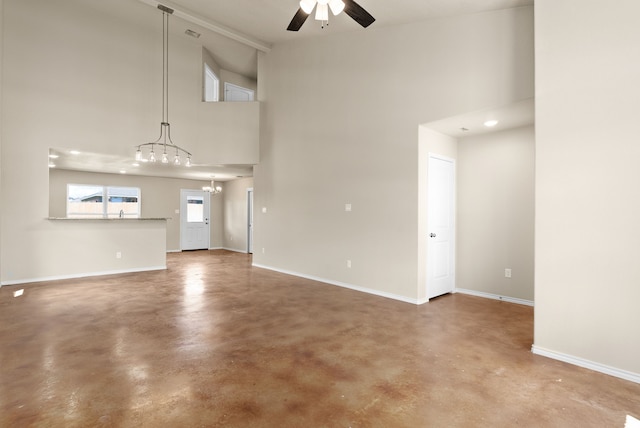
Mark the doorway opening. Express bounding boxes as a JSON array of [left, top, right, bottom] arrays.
[[180, 189, 210, 251]]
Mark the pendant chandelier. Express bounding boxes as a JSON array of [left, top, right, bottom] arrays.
[[135, 5, 192, 167], [203, 177, 222, 194]]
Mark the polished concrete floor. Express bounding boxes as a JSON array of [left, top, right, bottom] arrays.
[[1, 250, 639, 427]]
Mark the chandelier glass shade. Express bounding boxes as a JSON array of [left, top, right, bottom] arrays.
[[300, 0, 345, 22], [136, 5, 192, 167], [203, 179, 222, 194]]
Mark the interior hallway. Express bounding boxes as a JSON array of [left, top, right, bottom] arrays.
[[1, 250, 639, 427]]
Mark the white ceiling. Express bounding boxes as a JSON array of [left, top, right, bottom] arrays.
[[55, 0, 534, 182], [424, 98, 535, 138], [163, 0, 533, 45]]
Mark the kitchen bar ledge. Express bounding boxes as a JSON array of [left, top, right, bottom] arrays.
[[47, 217, 170, 221]]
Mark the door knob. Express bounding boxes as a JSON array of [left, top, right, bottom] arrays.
[[430, 233, 436, 238]]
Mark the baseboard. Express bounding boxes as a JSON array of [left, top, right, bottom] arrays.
[[252, 263, 420, 305], [532, 345, 640, 384], [455, 288, 534, 306], [0, 265, 167, 287], [167, 248, 245, 253], [221, 247, 249, 253]]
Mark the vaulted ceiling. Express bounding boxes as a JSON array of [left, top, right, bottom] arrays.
[[53, 0, 534, 180], [137, 0, 533, 78]]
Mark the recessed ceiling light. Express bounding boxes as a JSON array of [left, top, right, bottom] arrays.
[[48, 163, 56, 168], [119, 170, 126, 174], [48, 154, 59, 159], [132, 163, 140, 167], [484, 120, 499, 127], [69, 150, 81, 155]]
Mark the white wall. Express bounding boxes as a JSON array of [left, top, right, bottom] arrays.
[[48, 169, 220, 252], [0, 0, 258, 283], [535, 0, 640, 379], [457, 126, 535, 302], [223, 177, 254, 252], [253, 7, 534, 302]]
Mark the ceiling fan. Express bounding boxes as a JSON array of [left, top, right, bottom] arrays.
[[287, 0, 375, 31]]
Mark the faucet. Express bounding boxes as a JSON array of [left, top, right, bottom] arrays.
[[119, 209, 124, 219]]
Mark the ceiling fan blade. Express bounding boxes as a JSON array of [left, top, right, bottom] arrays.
[[287, 8, 310, 31], [343, 0, 375, 28]]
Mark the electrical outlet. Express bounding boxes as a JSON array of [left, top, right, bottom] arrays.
[[505, 268, 512, 278], [347, 259, 352, 268], [116, 252, 122, 259], [345, 203, 352, 212], [262, 248, 265, 254]]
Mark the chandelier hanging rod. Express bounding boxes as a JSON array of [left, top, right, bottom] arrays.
[[136, 4, 192, 167]]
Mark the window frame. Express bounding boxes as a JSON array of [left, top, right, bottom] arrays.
[[204, 63, 220, 102], [67, 184, 141, 219]]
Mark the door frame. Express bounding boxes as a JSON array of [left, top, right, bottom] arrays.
[[180, 189, 211, 251], [247, 188, 254, 254], [426, 153, 456, 299]]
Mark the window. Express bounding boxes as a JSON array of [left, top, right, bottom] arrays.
[[67, 184, 140, 218], [204, 63, 219, 102], [186, 196, 204, 222]]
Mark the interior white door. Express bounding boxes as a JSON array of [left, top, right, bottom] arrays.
[[180, 189, 210, 251], [247, 188, 254, 254], [427, 154, 456, 299], [224, 82, 254, 102]]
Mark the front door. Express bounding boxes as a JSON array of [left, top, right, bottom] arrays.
[[180, 189, 210, 251], [427, 154, 456, 299]]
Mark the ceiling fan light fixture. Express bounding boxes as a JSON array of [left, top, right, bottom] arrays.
[[300, 0, 316, 14], [329, 0, 345, 15], [288, 0, 375, 31], [315, 3, 329, 21]]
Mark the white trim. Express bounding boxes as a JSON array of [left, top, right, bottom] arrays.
[[223, 247, 249, 253], [455, 288, 534, 306], [247, 188, 254, 254], [252, 263, 420, 305], [167, 249, 182, 253], [0, 266, 167, 287], [531, 345, 640, 384], [135, 0, 271, 52]]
